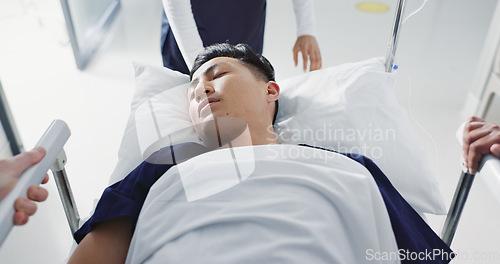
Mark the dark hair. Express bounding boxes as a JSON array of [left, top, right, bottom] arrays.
[[190, 43, 279, 124]]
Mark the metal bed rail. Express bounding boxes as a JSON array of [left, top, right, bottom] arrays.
[[441, 172, 475, 246], [441, 154, 500, 246], [51, 150, 80, 235]]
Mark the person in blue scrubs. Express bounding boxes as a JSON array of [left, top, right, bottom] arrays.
[[161, 0, 321, 74]]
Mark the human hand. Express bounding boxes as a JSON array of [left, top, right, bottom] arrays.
[[293, 35, 322, 72], [13, 175, 49, 225], [463, 116, 500, 174], [0, 147, 49, 225]]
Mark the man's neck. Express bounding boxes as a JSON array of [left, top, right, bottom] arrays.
[[220, 125, 279, 149]]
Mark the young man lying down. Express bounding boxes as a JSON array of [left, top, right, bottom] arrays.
[[69, 44, 453, 263]]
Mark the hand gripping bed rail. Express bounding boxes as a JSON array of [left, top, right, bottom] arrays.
[[0, 120, 72, 247], [442, 119, 500, 246]]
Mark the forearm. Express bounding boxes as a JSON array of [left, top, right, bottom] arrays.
[[162, 0, 204, 70], [68, 217, 132, 264]]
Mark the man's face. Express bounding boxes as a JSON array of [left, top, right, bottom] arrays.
[[188, 57, 270, 127]]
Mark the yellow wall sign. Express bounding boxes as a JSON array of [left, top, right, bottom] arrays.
[[356, 2, 390, 13]]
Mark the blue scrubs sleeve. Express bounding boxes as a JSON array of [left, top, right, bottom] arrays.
[[73, 160, 175, 244], [73, 142, 209, 244]]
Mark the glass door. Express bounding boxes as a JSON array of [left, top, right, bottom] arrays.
[[60, 0, 121, 70]]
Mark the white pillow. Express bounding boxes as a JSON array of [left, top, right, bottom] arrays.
[[109, 63, 190, 186], [109, 58, 446, 215]]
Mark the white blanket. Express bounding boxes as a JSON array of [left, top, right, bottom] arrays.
[[126, 145, 400, 263]]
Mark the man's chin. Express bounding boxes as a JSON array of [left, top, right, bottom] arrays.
[[194, 116, 250, 148]]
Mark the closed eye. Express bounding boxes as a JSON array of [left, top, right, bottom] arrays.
[[214, 72, 227, 79]]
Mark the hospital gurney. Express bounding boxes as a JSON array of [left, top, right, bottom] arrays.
[[49, 0, 493, 249]]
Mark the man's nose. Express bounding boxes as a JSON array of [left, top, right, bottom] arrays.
[[194, 82, 215, 102]]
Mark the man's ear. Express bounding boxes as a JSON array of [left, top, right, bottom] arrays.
[[266, 81, 280, 103]]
